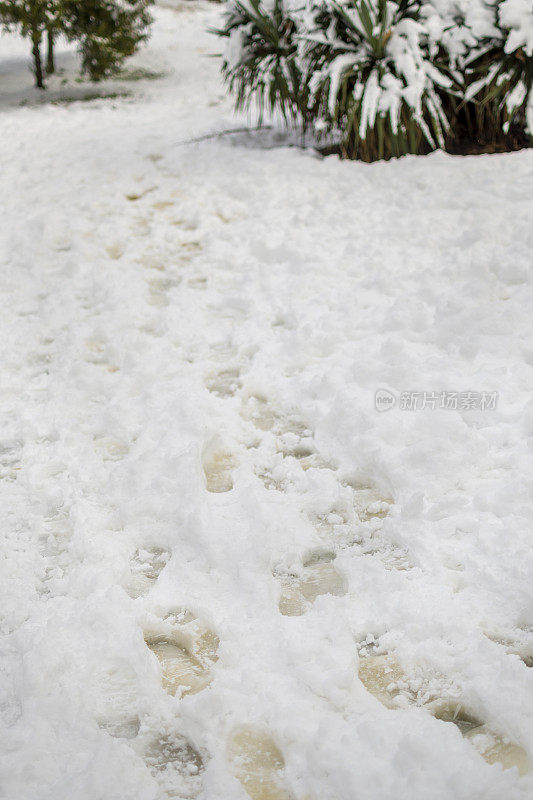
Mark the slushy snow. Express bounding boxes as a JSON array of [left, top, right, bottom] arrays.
[[0, 3, 532, 800]]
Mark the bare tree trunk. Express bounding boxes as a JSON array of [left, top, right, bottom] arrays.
[[46, 29, 55, 75], [32, 32, 45, 89]]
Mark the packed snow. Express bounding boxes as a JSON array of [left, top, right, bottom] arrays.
[[0, 3, 532, 800]]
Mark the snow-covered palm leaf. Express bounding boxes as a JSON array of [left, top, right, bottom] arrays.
[[216, 0, 315, 127], [304, 0, 451, 159]]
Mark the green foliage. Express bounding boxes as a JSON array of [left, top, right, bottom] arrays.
[[467, 46, 532, 140], [62, 0, 154, 81], [0, 0, 154, 87], [0, 0, 54, 86], [216, 0, 316, 130], [306, 0, 451, 160], [0, 0, 51, 33], [215, 0, 533, 160], [430, 1, 533, 153]]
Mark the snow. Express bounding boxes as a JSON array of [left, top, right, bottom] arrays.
[[1, 3, 533, 800], [500, 0, 533, 55]]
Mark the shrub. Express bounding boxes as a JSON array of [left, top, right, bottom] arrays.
[[304, 0, 452, 160], [63, 0, 155, 82], [478, 0, 532, 140], [0, 1, 154, 88], [217, 0, 316, 132], [424, 0, 532, 152], [216, 0, 533, 160]]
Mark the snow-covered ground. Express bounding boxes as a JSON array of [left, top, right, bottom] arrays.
[[1, 3, 533, 800]]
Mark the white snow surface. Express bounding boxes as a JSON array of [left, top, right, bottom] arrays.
[[1, 3, 533, 800]]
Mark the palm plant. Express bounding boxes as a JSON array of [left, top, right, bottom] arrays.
[[421, 0, 532, 151], [217, 0, 317, 132], [303, 0, 452, 159], [472, 0, 532, 143], [214, 0, 532, 160]]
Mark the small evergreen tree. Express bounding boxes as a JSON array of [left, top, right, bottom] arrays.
[[0, 1, 55, 88], [0, 0, 153, 88], [62, 0, 154, 81]]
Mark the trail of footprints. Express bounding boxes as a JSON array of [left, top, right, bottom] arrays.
[[202, 373, 403, 613], [93, 609, 213, 797], [93, 197, 531, 792], [199, 378, 532, 784], [122, 606, 293, 799], [88, 423, 532, 791], [122, 545, 296, 797]]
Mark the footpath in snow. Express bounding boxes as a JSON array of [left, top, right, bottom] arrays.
[[0, 3, 532, 800]]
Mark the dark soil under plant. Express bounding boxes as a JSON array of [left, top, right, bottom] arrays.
[[445, 129, 531, 156], [318, 132, 531, 159]]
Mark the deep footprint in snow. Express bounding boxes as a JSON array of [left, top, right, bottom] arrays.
[[205, 366, 242, 398], [100, 715, 141, 740], [145, 732, 203, 771], [242, 395, 279, 432], [427, 699, 531, 773], [145, 618, 219, 696], [94, 435, 129, 461], [88, 659, 142, 741], [486, 631, 533, 668], [310, 507, 350, 537], [202, 441, 237, 493], [144, 732, 205, 799], [360, 537, 412, 571], [147, 274, 181, 307], [358, 656, 531, 773], [464, 726, 531, 775], [358, 653, 406, 709], [277, 551, 346, 616], [342, 478, 393, 522], [243, 400, 334, 489], [126, 546, 170, 598], [0, 439, 22, 482], [427, 699, 484, 734], [145, 637, 213, 696], [242, 397, 311, 441], [275, 434, 334, 473], [227, 726, 293, 800], [429, 700, 531, 774]]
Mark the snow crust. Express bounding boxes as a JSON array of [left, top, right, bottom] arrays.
[[0, 3, 532, 800]]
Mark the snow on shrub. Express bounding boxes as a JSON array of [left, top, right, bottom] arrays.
[[500, 0, 533, 54], [216, 0, 533, 158], [217, 0, 316, 130], [421, 0, 497, 69], [491, 0, 533, 133], [303, 0, 453, 159]]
